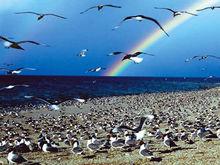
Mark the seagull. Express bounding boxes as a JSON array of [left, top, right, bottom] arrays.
[[7, 148, 27, 164], [0, 85, 29, 91], [113, 15, 169, 37], [163, 134, 177, 148], [139, 141, 154, 159], [122, 52, 155, 64], [154, 7, 197, 17], [112, 117, 146, 133], [42, 143, 59, 153], [110, 135, 125, 149], [15, 11, 67, 20], [77, 49, 88, 57], [86, 67, 106, 73], [108, 51, 125, 56], [0, 67, 36, 75], [24, 96, 67, 111], [197, 6, 220, 11], [185, 55, 220, 62], [0, 36, 42, 50], [80, 4, 121, 14], [87, 136, 101, 152], [72, 140, 83, 155]]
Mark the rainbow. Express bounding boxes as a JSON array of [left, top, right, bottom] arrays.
[[105, 0, 218, 76]]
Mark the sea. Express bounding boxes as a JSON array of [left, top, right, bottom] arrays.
[[0, 76, 220, 108]]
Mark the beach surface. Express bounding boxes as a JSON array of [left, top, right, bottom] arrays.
[[1, 87, 220, 165]]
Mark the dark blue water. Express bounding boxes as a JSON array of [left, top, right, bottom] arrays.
[[0, 76, 220, 108]]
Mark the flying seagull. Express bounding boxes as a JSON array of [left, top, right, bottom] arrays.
[[80, 4, 121, 14], [0, 36, 42, 50], [0, 85, 29, 91], [113, 15, 169, 37], [77, 49, 88, 57], [122, 51, 155, 64], [197, 6, 220, 11], [86, 67, 106, 73], [154, 7, 198, 17], [108, 51, 125, 56], [185, 55, 220, 62], [15, 11, 67, 20], [112, 117, 147, 133], [0, 67, 36, 75], [24, 96, 84, 110], [24, 96, 66, 111]]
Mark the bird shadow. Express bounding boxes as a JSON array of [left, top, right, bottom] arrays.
[[150, 157, 162, 162], [82, 154, 96, 159], [157, 147, 196, 154]]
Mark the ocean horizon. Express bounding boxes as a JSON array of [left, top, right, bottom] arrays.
[[0, 75, 220, 108]]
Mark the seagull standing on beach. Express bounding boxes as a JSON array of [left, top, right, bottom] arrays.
[[0, 36, 41, 50], [122, 52, 155, 64], [15, 11, 67, 20], [0, 85, 29, 91], [0, 67, 36, 75], [163, 134, 177, 148], [7, 148, 27, 164], [113, 15, 169, 37], [154, 7, 197, 17], [139, 141, 154, 158], [80, 4, 121, 14]]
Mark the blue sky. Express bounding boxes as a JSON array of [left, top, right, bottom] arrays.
[[0, 0, 220, 77]]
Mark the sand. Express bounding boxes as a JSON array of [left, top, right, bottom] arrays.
[[1, 87, 220, 165]]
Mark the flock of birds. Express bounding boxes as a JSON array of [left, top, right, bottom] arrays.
[[1, 4, 220, 76]]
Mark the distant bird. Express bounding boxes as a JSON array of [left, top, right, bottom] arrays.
[[108, 51, 125, 56], [0, 67, 36, 75], [0, 85, 29, 91], [113, 15, 169, 37], [15, 11, 67, 20], [7, 148, 27, 164], [185, 55, 220, 62], [80, 4, 121, 14], [86, 67, 106, 73], [77, 49, 88, 57], [197, 6, 220, 11], [122, 52, 155, 64], [0, 36, 41, 50], [154, 7, 197, 17]]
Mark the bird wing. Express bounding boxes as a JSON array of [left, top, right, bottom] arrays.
[[207, 55, 220, 59], [15, 11, 41, 15], [15, 67, 24, 71], [80, 6, 98, 14], [192, 56, 201, 59], [24, 67, 36, 70], [154, 7, 176, 13], [139, 15, 169, 37], [44, 14, 67, 19], [17, 41, 40, 45], [181, 11, 198, 16], [103, 5, 122, 8], [0, 36, 12, 43], [196, 7, 211, 11], [34, 97, 51, 105], [0, 68, 10, 71]]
